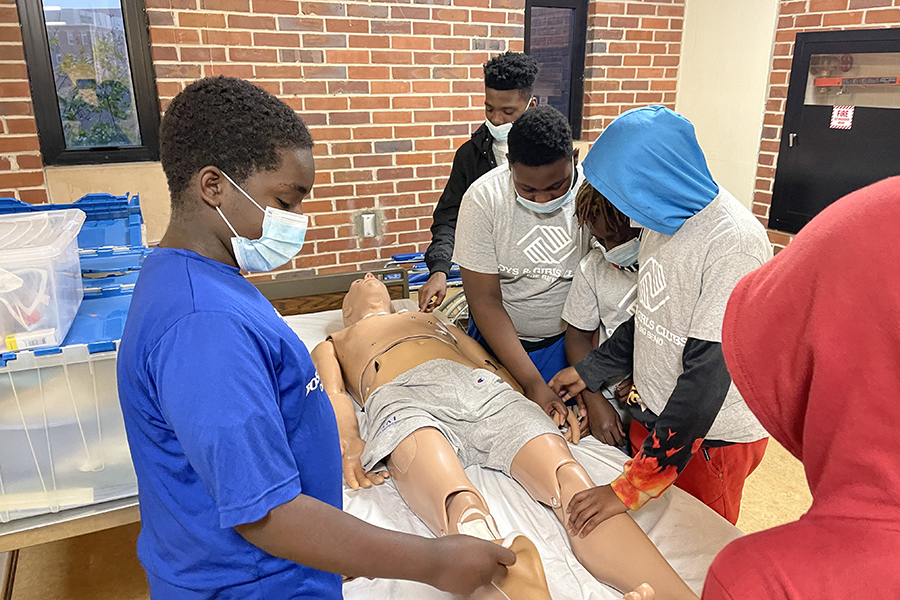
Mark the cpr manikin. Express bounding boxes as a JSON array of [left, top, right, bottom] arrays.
[[311, 274, 697, 600]]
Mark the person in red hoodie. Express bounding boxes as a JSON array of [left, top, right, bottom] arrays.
[[703, 175, 900, 599]]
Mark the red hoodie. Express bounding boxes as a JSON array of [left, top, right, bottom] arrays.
[[703, 176, 900, 599]]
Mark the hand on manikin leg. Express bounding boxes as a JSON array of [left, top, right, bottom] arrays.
[[510, 434, 698, 600], [387, 427, 551, 600]]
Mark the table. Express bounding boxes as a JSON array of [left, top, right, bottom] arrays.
[[0, 496, 140, 600]]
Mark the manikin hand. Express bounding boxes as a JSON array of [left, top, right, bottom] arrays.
[[619, 583, 655, 600], [427, 535, 516, 596], [579, 391, 625, 447], [526, 382, 581, 445], [418, 272, 448, 312], [341, 436, 389, 489], [565, 484, 629, 538], [549, 366, 587, 402]]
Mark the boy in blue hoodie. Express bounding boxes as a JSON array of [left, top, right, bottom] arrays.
[[550, 107, 770, 528]]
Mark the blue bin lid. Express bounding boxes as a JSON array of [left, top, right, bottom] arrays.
[[0, 193, 144, 250]]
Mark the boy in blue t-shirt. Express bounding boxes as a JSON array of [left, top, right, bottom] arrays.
[[117, 76, 513, 599]]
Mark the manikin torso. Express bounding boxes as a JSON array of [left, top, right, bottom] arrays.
[[328, 311, 500, 405]]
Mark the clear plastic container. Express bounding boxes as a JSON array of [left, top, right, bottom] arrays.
[[0, 343, 137, 522], [0, 210, 85, 352]]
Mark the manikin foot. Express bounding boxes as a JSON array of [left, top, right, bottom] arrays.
[[489, 533, 552, 600]]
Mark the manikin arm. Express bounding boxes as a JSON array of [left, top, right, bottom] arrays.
[[311, 340, 387, 489]]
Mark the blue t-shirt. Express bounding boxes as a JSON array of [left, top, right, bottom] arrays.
[[117, 248, 342, 599]]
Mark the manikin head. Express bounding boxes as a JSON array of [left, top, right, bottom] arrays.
[[507, 105, 579, 205], [342, 273, 393, 327], [483, 52, 539, 130], [159, 76, 315, 269]]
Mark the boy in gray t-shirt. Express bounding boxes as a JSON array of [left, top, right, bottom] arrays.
[[551, 106, 769, 529], [455, 106, 589, 437]]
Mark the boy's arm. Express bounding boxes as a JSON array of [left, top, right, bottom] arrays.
[[565, 324, 625, 446], [236, 493, 516, 596], [311, 340, 386, 489]]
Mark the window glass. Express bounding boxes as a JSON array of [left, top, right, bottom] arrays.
[[805, 52, 900, 109], [42, 0, 142, 149], [530, 6, 575, 120]]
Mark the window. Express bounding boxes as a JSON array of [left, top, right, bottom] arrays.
[[525, 0, 588, 139], [17, 0, 160, 165]]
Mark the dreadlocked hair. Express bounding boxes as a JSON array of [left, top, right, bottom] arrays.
[[575, 180, 631, 236]]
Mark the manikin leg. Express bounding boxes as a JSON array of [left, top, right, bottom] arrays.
[[387, 428, 550, 600], [387, 427, 499, 539], [510, 434, 698, 600]]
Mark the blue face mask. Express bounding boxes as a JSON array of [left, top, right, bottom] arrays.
[[514, 158, 577, 214], [599, 236, 640, 271], [216, 172, 309, 273]]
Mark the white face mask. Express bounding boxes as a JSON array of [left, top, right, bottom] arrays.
[[599, 236, 640, 271], [485, 96, 536, 142], [513, 158, 577, 214], [216, 172, 309, 273]]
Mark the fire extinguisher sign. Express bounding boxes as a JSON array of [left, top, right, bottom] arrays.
[[830, 105, 855, 130]]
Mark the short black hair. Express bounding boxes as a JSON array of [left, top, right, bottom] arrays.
[[508, 105, 573, 167], [159, 76, 313, 208], [483, 52, 538, 97]]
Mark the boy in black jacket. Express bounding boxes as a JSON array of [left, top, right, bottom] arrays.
[[419, 52, 538, 311]]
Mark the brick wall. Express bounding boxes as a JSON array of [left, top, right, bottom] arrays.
[[146, 0, 525, 277], [5, 0, 683, 277], [582, 0, 684, 141], [0, 0, 48, 204], [753, 0, 900, 251]]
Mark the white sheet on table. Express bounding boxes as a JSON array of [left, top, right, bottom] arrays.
[[284, 308, 741, 599]]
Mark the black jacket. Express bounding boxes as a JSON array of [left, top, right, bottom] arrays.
[[425, 123, 498, 275]]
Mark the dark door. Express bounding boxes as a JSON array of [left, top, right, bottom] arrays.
[[770, 29, 900, 234]]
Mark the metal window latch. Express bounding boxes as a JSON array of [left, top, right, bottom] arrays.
[[789, 133, 798, 147]]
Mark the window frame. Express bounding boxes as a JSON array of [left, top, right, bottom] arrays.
[[17, 0, 161, 166], [524, 0, 588, 139]]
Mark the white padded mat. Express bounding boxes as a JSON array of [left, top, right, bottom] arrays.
[[285, 307, 740, 599]]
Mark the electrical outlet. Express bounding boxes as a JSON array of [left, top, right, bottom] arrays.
[[361, 213, 377, 238]]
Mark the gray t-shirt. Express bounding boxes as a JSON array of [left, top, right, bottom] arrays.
[[562, 248, 638, 341], [454, 165, 590, 341], [633, 189, 770, 443]]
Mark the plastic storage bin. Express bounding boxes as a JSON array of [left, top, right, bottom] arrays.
[[0, 193, 144, 522], [0, 209, 86, 352]]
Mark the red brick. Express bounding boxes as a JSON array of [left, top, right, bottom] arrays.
[[349, 96, 391, 110], [372, 50, 413, 64], [347, 33, 393, 50], [809, 0, 848, 10], [329, 80, 369, 94], [178, 12, 225, 27], [332, 142, 374, 154], [391, 6, 430, 19], [823, 12, 863, 25], [373, 110, 414, 124], [306, 96, 349, 110], [393, 96, 431, 109], [372, 81, 411, 94], [283, 80, 328, 94], [15, 154, 43, 170], [253, 0, 300, 14], [432, 66, 469, 79], [254, 31, 301, 46], [255, 65, 303, 78], [277, 16, 323, 31], [593, 2, 625, 15], [415, 51, 452, 65], [434, 37, 469, 51], [303, 33, 347, 47], [304, 65, 348, 78], [206, 64, 255, 78], [414, 22, 452, 36], [393, 36, 432, 50], [201, 0, 249, 10], [624, 29, 653, 41], [413, 81, 451, 94], [795, 14, 823, 27], [453, 23, 489, 36], [0, 171, 45, 188], [866, 8, 900, 22], [156, 64, 203, 78], [348, 5, 389, 18], [390, 66, 431, 79], [18, 188, 48, 204], [303, 1, 345, 16], [349, 66, 390, 80], [626, 3, 656, 15], [5, 119, 37, 134], [329, 112, 371, 125], [326, 18, 368, 33]]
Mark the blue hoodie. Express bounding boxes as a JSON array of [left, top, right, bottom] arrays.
[[581, 106, 719, 235]]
